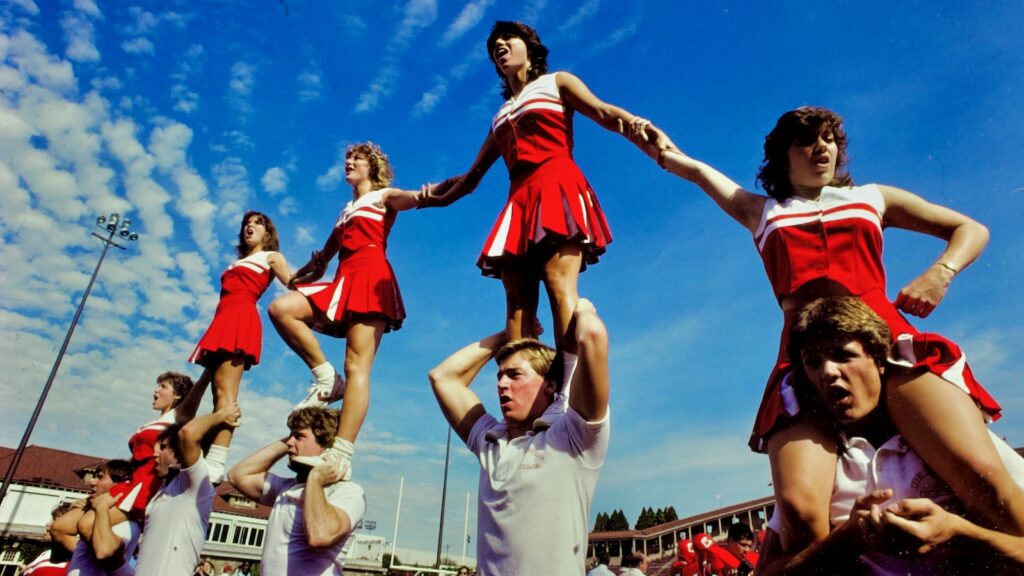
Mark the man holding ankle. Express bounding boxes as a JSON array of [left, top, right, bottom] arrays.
[[429, 299, 611, 575], [229, 407, 365, 575], [135, 403, 240, 575]]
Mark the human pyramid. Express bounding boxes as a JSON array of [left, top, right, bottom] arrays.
[[34, 20, 1024, 576]]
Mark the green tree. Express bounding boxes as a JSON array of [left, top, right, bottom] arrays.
[[665, 506, 679, 522], [594, 511, 609, 532], [610, 509, 630, 531]]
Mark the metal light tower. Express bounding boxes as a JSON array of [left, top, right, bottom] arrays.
[[0, 213, 139, 504]]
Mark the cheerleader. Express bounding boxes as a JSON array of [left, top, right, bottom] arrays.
[[269, 142, 425, 478], [52, 373, 195, 543], [424, 21, 660, 425], [189, 210, 291, 482], [628, 108, 1022, 551]]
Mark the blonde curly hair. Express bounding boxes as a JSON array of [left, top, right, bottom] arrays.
[[347, 142, 393, 189]]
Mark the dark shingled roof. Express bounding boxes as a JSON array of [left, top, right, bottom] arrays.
[[0, 445, 110, 492]]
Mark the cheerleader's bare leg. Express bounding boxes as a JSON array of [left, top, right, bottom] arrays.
[[205, 354, 245, 483], [534, 243, 583, 429], [500, 260, 540, 341], [269, 291, 344, 408], [312, 318, 385, 480], [886, 368, 1024, 535], [765, 415, 837, 551]]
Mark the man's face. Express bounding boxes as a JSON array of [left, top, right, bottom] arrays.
[[799, 339, 883, 424], [726, 537, 753, 558], [154, 437, 179, 477], [90, 470, 115, 495], [496, 351, 554, 424], [285, 427, 324, 460]]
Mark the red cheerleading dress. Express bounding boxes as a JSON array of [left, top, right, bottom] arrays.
[[108, 409, 176, 516], [748, 184, 1001, 451], [296, 189, 405, 336], [189, 250, 274, 369], [479, 72, 612, 277]]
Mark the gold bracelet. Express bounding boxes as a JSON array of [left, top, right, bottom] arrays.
[[937, 261, 959, 275]]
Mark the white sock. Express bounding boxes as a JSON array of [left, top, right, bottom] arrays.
[[331, 437, 355, 460], [561, 352, 578, 404], [311, 362, 336, 387], [206, 444, 229, 480]]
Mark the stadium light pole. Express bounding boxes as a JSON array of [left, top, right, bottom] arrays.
[[435, 426, 452, 569], [0, 213, 139, 504]]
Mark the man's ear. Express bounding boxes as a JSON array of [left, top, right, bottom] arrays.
[[544, 379, 558, 396]]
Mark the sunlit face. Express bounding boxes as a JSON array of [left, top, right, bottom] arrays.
[[242, 215, 268, 252], [285, 427, 325, 460], [152, 379, 179, 413], [786, 127, 838, 195], [496, 352, 555, 424], [90, 470, 115, 495], [491, 34, 529, 76], [344, 152, 373, 187], [800, 339, 883, 424], [154, 437, 179, 478]]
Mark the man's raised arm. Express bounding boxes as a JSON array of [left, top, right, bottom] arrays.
[[568, 299, 610, 422], [428, 331, 507, 443], [228, 438, 288, 501], [180, 402, 241, 469]]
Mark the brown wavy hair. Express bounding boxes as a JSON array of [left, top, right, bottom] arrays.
[[486, 21, 549, 100], [756, 106, 854, 200], [236, 211, 280, 257], [157, 371, 194, 409], [288, 407, 340, 449], [347, 142, 393, 189]]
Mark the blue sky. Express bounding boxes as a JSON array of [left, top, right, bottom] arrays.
[[2, 0, 1022, 558]]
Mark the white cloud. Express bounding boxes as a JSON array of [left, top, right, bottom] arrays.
[[212, 156, 252, 224], [73, 0, 102, 18], [590, 21, 637, 54], [297, 69, 322, 102], [561, 0, 601, 34], [227, 61, 256, 119], [261, 166, 288, 195], [125, 7, 160, 35], [294, 225, 316, 246], [277, 196, 297, 216], [6, 0, 39, 16], [61, 15, 99, 62], [6, 29, 76, 93], [315, 149, 347, 191], [354, 65, 399, 114], [412, 77, 447, 117], [353, 0, 437, 113], [439, 0, 494, 46], [409, 47, 484, 116], [170, 44, 204, 113], [91, 76, 121, 91], [121, 37, 154, 55]]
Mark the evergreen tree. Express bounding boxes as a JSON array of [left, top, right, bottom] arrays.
[[665, 506, 679, 522], [610, 509, 630, 531], [655, 507, 667, 526], [594, 511, 608, 532]]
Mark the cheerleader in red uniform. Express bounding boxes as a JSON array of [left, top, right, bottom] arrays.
[[189, 210, 291, 481], [629, 108, 1023, 551], [425, 22, 661, 423], [269, 142, 425, 477], [55, 372, 194, 542]]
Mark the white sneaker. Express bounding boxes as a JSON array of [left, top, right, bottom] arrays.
[[294, 374, 347, 410]]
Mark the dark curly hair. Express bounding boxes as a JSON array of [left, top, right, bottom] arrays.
[[236, 211, 280, 258], [157, 371, 194, 409], [287, 407, 340, 449], [756, 106, 854, 200], [97, 459, 134, 483], [486, 21, 549, 100]]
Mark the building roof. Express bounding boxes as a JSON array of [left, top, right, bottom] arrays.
[[589, 495, 776, 541], [0, 445, 110, 492], [213, 483, 272, 519]]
